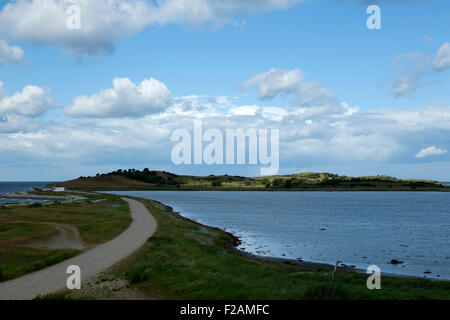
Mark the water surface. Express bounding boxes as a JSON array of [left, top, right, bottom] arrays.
[[0, 182, 51, 204], [107, 191, 450, 280]]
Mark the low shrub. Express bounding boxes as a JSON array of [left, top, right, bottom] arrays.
[[28, 202, 43, 208]]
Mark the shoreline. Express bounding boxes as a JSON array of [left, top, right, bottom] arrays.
[[0, 192, 87, 204], [0, 193, 70, 201], [147, 199, 447, 282], [73, 187, 450, 192]]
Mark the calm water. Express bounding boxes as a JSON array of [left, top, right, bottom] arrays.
[[0, 182, 51, 204], [107, 191, 450, 280]]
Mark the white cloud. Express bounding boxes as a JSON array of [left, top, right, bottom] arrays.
[[0, 0, 152, 56], [415, 146, 448, 159], [65, 77, 171, 117], [389, 45, 450, 96], [229, 105, 260, 116], [3, 85, 450, 178], [0, 0, 303, 56], [390, 52, 429, 98], [433, 42, 450, 72], [0, 114, 37, 133], [0, 82, 52, 117], [294, 81, 337, 106], [242, 68, 337, 106], [242, 68, 303, 99], [368, 103, 450, 131], [0, 40, 26, 65], [131, 0, 303, 26]]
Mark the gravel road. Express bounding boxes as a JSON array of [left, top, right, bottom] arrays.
[[0, 198, 157, 300]]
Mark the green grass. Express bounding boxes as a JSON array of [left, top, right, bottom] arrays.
[[113, 199, 450, 300], [0, 248, 78, 280], [27, 191, 71, 197], [0, 193, 131, 281]]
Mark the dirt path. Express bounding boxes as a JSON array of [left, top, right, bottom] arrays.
[[0, 198, 157, 300], [29, 222, 85, 250]]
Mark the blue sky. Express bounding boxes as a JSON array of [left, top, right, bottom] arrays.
[[0, 0, 449, 181]]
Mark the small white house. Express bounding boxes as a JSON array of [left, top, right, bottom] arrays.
[[53, 187, 66, 192]]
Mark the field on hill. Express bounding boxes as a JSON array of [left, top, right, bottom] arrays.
[[52, 175, 156, 190]]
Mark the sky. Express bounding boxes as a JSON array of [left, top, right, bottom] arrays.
[[0, 0, 449, 181]]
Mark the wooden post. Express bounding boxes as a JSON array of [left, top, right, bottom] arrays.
[[330, 260, 340, 292]]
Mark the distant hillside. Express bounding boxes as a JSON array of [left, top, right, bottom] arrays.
[[49, 174, 156, 190], [254, 172, 444, 186], [48, 169, 449, 192]]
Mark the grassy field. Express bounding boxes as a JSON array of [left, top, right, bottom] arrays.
[[0, 193, 131, 282], [51, 198, 449, 300]]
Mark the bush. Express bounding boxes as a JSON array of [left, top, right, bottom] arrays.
[[28, 202, 43, 208], [34, 293, 74, 300], [303, 284, 351, 300], [211, 181, 222, 187], [126, 262, 152, 284], [272, 179, 284, 187], [0, 265, 6, 281]]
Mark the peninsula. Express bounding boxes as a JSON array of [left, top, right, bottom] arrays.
[[47, 169, 450, 192]]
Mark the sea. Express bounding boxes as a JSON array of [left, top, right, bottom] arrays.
[[0, 182, 52, 204], [106, 190, 450, 280]]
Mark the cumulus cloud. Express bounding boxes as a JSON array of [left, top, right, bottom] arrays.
[[0, 0, 152, 56], [242, 68, 303, 99], [415, 146, 448, 159], [1, 70, 450, 178], [0, 114, 38, 133], [390, 52, 429, 98], [294, 81, 337, 107], [65, 77, 171, 117], [0, 0, 303, 56], [336, 0, 424, 4], [433, 42, 450, 72], [3, 91, 450, 179], [0, 40, 27, 65], [368, 103, 450, 131], [242, 68, 338, 106], [389, 44, 450, 96], [0, 82, 52, 117], [146, 0, 304, 26]]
